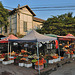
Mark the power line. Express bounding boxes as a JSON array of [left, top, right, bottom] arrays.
[[3, 5, 75, 12], [33, 9, 75, 11], [31, 5, 75, 9], [4, 6, 15, 9], [4, 5, 75, 9]]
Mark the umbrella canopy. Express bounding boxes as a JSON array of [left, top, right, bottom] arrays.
[[58, 34, 75, 41], [0, 34, 18, 43], [9, 30, 57, 42], [66, 33, 74, 37]]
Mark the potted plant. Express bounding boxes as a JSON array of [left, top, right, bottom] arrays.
[[35, 61, 44, 70], [9, 57, 14, 64], [46, 56, 53, 64], [28, 55, 33, 60], [19, 60, 25, 67], [0, 54, 5, 61], [19, 58, 26, 67], [32, 59, 38, 69], [14, 56, 21, 65], [25, 60, 32, 68], [52, 56, 58, 62], [2, 55, 9, 65]]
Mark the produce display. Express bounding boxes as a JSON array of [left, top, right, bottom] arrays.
[[0, 42, 75, 70]]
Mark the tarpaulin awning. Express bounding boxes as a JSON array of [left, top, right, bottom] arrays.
[[58, 33, 75, 41], [58, 38, 72, 41], [44, 34, 57, 37], [9, 30, 57, 42], [0, 40, 8, 43], [0, 34, 18, 43]]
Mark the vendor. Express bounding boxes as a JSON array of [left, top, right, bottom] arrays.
[[70, 49, 74, 58], [60, 49, 65, 57], [69, 43, 72, 48], [66, 49, 70, 58]]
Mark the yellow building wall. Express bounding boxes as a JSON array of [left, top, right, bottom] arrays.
[[18, 7, 33, 35], [33, 21, 43, 29]]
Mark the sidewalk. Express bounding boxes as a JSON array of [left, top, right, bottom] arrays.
[[0, 58, 74, 75]]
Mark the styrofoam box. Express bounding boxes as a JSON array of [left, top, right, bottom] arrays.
[[0, 59, 3, 61], [73, 54, 75, 57], [53, 59, 58, 62], [48, 60, 53, 64], [25, 63, 32, 68], [2, 61, 10, 65], [9, 60, 14, 64], [19, 63, 24, 67], [58, 57, 61, 61]]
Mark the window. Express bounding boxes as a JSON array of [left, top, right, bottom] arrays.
[[23, 21, 27, 32], [37, 25, 40, 29], [5, 25, 7, 33]]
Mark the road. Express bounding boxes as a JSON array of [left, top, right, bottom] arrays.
[[49, 60, 75, 75]]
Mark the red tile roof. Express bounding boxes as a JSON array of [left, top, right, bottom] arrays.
[[33, 17, 45, 22], [7, 9, 11, 12]]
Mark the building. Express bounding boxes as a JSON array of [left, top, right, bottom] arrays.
[[0, 5, 45, 36]]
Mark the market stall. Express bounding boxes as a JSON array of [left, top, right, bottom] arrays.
[[57, 34, 75, 59], [58, 33, 75, 41], [9, 30, 57, 74], [0, 34, 18, 62]]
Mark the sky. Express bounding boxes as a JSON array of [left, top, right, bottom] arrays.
[[1, 0, 75, 20]]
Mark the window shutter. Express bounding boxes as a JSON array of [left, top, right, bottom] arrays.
[[23, 21, 27, 32]]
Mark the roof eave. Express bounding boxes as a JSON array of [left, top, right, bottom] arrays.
[[9, 5, 36, 16]]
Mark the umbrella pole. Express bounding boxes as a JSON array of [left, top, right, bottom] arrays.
[[8, 42, 9, 60], [57, 38, 60, 56], [37, 42, 40, 75]]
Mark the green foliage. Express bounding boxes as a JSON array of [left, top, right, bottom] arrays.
[[16, 56, 21, 60], [0, 2, 9, 27], [36, 12, 75, 36]]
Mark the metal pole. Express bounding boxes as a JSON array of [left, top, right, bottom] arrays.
[[8, 42, 9, 60], [10, 43, 11, 58], [37, 42, 40, 75]]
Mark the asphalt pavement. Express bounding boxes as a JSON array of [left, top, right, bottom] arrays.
[[49, 60, 75, 75]]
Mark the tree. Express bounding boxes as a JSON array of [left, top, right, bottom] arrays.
[[0, 2, 9, 28], [36, 12, 75, 36]]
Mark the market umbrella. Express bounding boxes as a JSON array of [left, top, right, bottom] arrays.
[[66, 33, 74, 37]]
